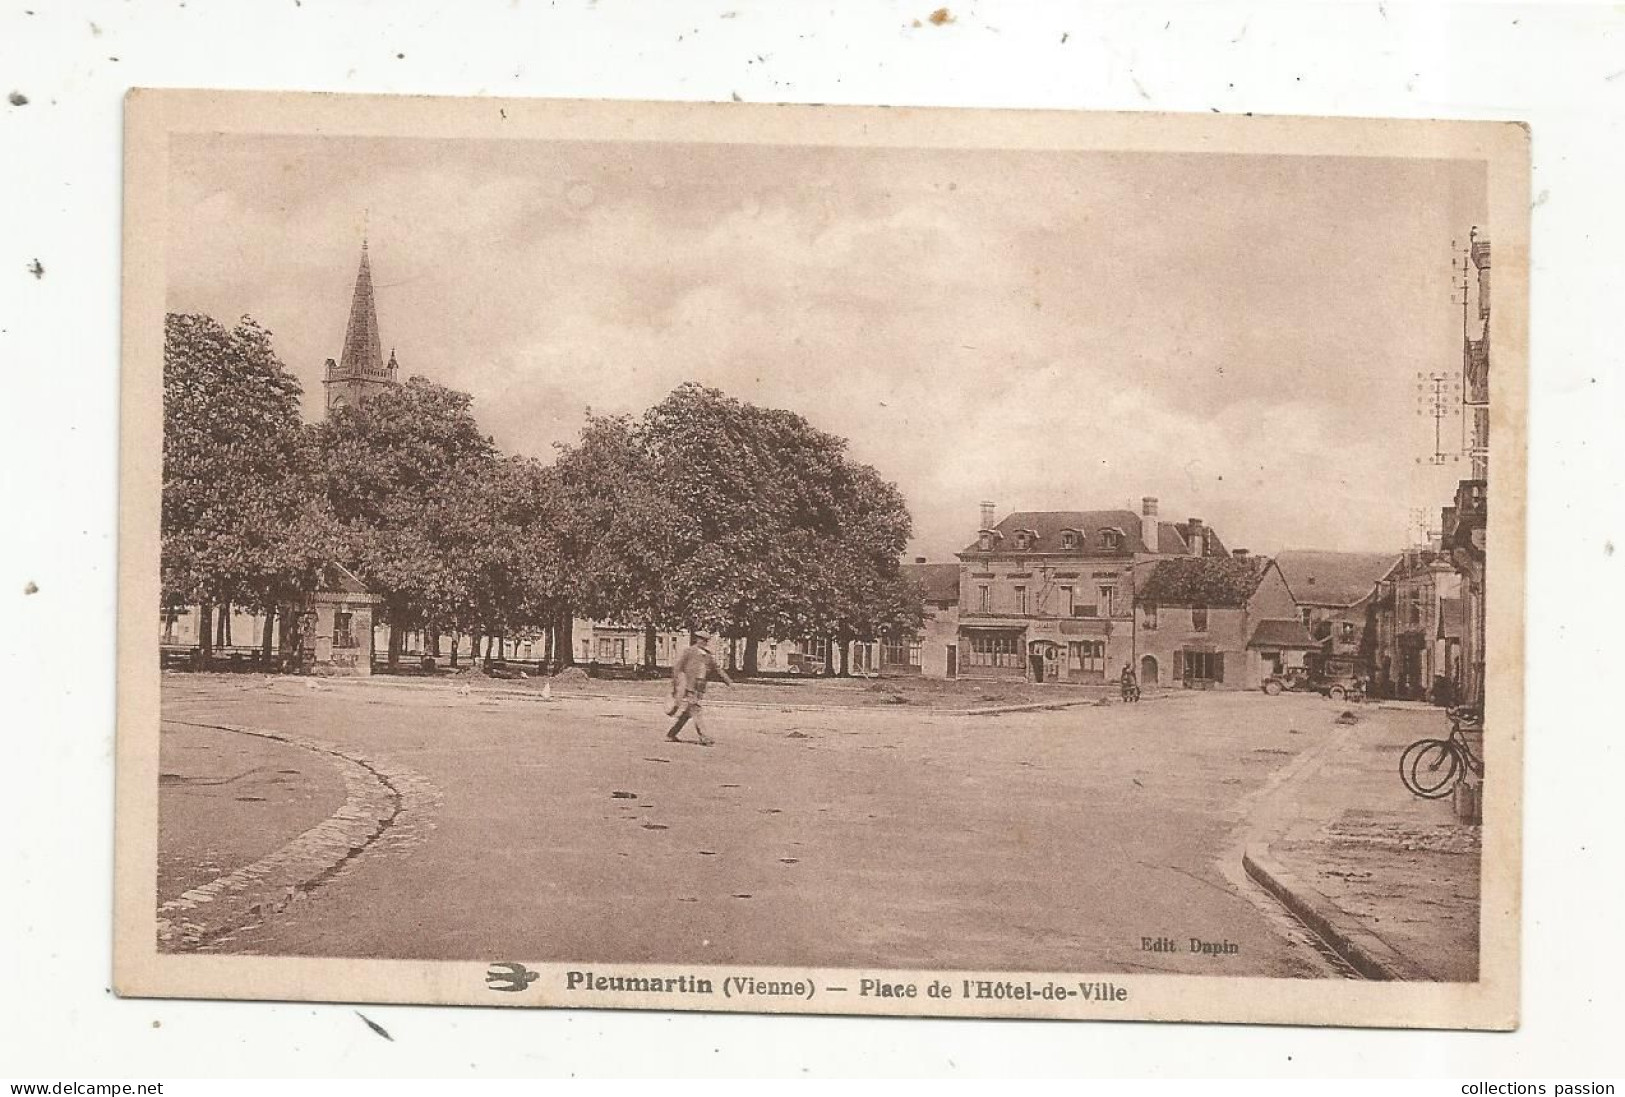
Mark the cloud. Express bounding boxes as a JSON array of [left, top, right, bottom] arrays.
[[165, 133, 1487, 560]]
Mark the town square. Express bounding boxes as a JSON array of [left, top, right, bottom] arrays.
[[143, 113, 1498, 992]]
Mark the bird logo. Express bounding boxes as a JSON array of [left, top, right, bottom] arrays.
[[485, 962, 539, 992]]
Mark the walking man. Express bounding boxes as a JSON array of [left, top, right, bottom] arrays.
[[665, 630, 734, 745]]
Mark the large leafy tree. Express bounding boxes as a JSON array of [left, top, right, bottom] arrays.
[[162, 313, 333, 660], [563, 383, 922, 674], [315, 376, 499, 663], [551, 413, 693, 667]]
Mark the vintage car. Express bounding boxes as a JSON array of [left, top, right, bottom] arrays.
[[1261, 660, 1365, 701], [785, 651, 828, 676]]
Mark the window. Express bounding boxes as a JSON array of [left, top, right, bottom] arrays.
[[1060, 585, 1075, 616], [1097, 585, 1115, 618], [1068, 640, 1106, 673], [333, 611, 355, 649], [1409, 598, 1423, 627], [1014, 532, 1030, 551], [967, 633, 1022, 668], [1300, 607, 1313, 625], [1014, 585, 1028, 615], [1182, 650, 1223, 681], [1341, 621, 1357, 641], [1192, 604, 1208, 632], [1061, 531, 1078, 550], [1101, 529, 1122, 551], [1143, 604, 1159, 630], [978, 585, 991, 612], [882, 639, 921, 667], [978, 533, 992, 551]]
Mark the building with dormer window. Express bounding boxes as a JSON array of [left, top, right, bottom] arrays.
[[954, 497, 1230, 683]]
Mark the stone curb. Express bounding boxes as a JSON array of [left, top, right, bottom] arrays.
[[1241, 841, 1432, 982], [156, 720, 437, 951]]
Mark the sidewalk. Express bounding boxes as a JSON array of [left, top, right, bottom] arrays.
[[1245, 705, 1482, 981], [158, 721, 348, 905]]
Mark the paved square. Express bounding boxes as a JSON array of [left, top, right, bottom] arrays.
[[159, 675, 1362, 977]]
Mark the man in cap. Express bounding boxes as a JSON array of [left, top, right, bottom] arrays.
[[665, 630, 734, 745]]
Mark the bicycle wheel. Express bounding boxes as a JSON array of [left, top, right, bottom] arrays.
[[1401, 739, 1461, 799]]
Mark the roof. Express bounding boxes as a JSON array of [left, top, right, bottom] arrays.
[[318, 562, 373, 595], [959, 509, 1224, 557], [1248, 618, 1322, 649], [902, 562, 961, 604], [1438, 596, 1466, 639], [1139, 556, 1266, 606], [336, 242, 386, 379], [1273, 550, 1400, 608]]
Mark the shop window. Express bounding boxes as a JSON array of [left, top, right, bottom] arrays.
[[1068, 640, 1106, 673], [967, 633, 1022, 668], [1182, 650, 1223, 681]]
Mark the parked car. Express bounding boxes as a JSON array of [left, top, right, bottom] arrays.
[[1261, 663, 1366, 702], [786, 652, 827, 676]]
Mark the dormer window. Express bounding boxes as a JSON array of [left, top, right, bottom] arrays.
[[978, 533, 993, 552], [1014, 532, 1031, 552], [1060, 529, 1080, 550], [1100, 528, 1124, 552]]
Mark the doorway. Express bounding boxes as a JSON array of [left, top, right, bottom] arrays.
[[1140, 654, 1158, 687]]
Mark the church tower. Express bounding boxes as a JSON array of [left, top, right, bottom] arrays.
[[323, 239, 399, 416]]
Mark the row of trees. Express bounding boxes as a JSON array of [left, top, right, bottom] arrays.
[[161, 312, 924, 674]]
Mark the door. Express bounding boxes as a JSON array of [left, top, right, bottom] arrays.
[[946, 645, 957, 679], [1140, 654, 1158, 687]]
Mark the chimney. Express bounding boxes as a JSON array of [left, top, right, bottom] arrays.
[[1187, 518, 1205, 557], [1140, 497, 1159, 553], [979, 501, 996, 530]]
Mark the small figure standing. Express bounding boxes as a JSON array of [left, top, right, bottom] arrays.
[[665, 631, 734, 745], [1119, 662, 1140, 702]]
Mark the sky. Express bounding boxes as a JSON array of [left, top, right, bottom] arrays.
[[166, 132, 1487, 561]]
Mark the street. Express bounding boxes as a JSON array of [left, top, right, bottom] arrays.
[[158, 675, 1360, 977]]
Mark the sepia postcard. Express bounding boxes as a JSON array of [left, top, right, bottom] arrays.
[[115, 89, 1529, 1029]]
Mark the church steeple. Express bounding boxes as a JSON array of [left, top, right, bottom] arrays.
[[339, 239, 385, 378], [323, 236, 399, 416]]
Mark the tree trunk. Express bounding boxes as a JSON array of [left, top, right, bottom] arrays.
[[837, 631, 851, 677], [744, 636, 760, 677], [388, 622, 403, 668], [217, 602, 231, 649], [471, 628, 484, 668], [429, 631, 441, 657], [449, 632, 460, 669], [198, 604, 214, 667], [644, 624, 658, 671], [260, 612, 274, 662], [558, 611, 576, 667]]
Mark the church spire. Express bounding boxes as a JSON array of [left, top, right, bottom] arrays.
[[337, 238, 384, 379]]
